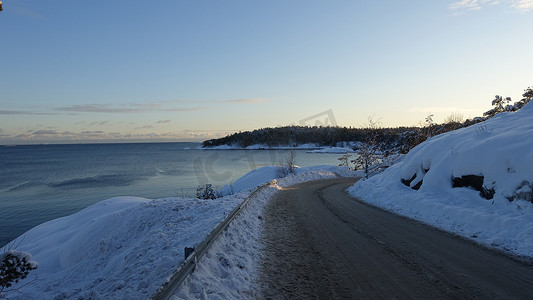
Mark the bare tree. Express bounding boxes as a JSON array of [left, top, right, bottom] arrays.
[[444, 113, 464, 124], [285, 150, 296, 174], [276, 150, 297, 178], [425, 114, 434, 126], [352, 117, 381, 177], [338, 154, 352, 169], [423, 113, 440, 138], [444, 113, 465, 131]]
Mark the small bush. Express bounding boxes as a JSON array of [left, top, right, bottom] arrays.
[[0, 250, 38, 294], [275, 165, 290, 178], [196, 184, 216, 200]]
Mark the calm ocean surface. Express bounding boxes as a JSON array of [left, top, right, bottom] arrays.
[[0, 142, 343, 247]]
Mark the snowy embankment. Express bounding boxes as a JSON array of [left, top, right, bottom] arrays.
[[349, 102, 533, 258], [1, 166, 357, 299], [173, 166, 360, 299]]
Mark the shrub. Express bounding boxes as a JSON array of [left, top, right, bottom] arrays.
[[0, 250, 38, 294], [196, 184, 216, 200]]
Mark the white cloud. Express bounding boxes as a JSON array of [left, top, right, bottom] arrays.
[[449, 0, 532, 12], [1, 128, 237, 144], [449, 0, 487, 11], [0, 110, 57, 115], [56, 104, 149, 113], [0, 129, 9, 137], [513, 0, 533, 11], [4, 98, 267, 117], [89, 121, 109, 126]]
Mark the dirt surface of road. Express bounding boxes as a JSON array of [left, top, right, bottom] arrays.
[[260, 177, 533, 299]]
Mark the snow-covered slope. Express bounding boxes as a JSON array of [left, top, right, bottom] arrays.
[[349, 102, 533, 257], [1, 166, 357, 299], [1, 195, 246, 299]]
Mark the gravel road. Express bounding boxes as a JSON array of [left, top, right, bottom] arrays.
[[260, 177, 533, 299]]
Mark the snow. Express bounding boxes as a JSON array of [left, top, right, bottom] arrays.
[[8, 101, 532, 298], [217, 165, 359, 196], [306, 146, 356, 154], [0, 250, 35, 265], [197, 144, 240, 150], [198, 141, 365, 155], [199, 142, 363, 153], [349, 102, 533, 258], [200, 142, 362, 155], [199, 143, 323, 150], [173, 167, 357, 299], [0, 165, 357, 299], [216, 166, 282, 196], [1, 195, 249, 299]]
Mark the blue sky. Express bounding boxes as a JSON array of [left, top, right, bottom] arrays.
[[1, 0, 532, 144]]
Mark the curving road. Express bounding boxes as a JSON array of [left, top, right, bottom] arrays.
[[259, 177, 533, 299]]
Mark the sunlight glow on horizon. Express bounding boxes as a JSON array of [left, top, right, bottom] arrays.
[[1, 0, 532, 144]]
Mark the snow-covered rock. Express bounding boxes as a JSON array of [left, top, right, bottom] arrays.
[[399, 102, 533, 202], [349, 102, 533, 257]]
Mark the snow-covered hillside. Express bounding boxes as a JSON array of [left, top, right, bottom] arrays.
[[1, 166, 357, 299], [349, 102, 533, 257]]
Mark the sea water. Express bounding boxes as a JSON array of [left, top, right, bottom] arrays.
[[0, 142, 343, 247]]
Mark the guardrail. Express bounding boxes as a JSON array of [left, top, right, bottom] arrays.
[[150, 180, 277, 300]]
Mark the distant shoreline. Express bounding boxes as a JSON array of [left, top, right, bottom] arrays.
[[198, 143, 357, 154]]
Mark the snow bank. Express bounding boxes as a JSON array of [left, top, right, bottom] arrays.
[[297, 164, 362, 177], [217, 166, 282, 196], [1, 165, 357, 299], [0, 195, 249, 299], [349, 103, 533, 257]]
